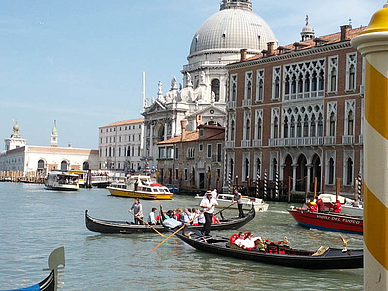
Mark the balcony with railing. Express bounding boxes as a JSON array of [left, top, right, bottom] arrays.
[[278, 137, 324, 147], [252, 139, 262, 147], [324, 136, 336, 145], [242, 99, 252, 108], [269, 138, 279, 147], [241, 140, 251, 148], [225, 141, 235, 148], [226, 100, 236, 109], [342, 135, 354, 145]]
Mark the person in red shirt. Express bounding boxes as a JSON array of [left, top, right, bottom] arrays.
[[306, 197, 318, 212], [316, 198, 325, 212], [333, 200, 342, 213]]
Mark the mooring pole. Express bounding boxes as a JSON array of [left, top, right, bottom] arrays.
[[352, 3, 388, 288]]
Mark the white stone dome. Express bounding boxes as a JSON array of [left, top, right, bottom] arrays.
[[189, 3, 277, 56]]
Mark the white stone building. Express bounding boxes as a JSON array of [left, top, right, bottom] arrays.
[[142, 0, 277, 168], [0, 122, 98, 176], [98, 118, 144, 171]]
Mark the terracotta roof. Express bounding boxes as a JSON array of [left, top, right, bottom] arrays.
[[100, 118, 144, 128], [157, 131, 199, 145], [244, 26, 367, 62], [26, 146, 98, 154]]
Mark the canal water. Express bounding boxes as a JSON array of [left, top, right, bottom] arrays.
[[0, 183, 363, 290]]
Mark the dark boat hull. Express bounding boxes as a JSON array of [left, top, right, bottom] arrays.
[[85, 207, 255, 234], [174, 230, 363, 269], [288, 208, 363, 235]]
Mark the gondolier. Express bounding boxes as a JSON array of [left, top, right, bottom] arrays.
[[232, 188, 244, 218], [200, 190, 218, 236], [128, 198, 143, 225]]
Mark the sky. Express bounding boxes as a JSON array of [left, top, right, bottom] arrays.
[[0, 0, 384, 150]]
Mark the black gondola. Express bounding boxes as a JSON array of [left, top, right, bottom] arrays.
[[171, 228, 363, 269], [85, 207, 255, 234]]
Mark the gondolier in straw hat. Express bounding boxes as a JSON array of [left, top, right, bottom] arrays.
[[200, 190, 218, 236]]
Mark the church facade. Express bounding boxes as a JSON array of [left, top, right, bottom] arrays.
[[141, 0, 277, 168]]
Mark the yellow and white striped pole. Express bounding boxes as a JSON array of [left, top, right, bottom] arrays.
[[352, 2, 388, 289]]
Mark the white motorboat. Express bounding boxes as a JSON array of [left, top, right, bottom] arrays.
[[195, 193, 269, 212], [45, 171, 79, 191]]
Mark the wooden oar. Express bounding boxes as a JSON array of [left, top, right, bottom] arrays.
[[214, 201, 236, 216], [128, 211, 165, 237], [152, 208, 208, 251]]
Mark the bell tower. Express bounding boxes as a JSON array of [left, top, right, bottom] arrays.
[[50, 120, 58, 147]]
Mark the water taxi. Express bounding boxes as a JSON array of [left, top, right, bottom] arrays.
[[45, 171, 79, 191], [107, 175, 173, 200]]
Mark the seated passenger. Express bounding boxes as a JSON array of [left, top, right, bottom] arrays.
[[306, 197, 318, 212], [333, 200, 342, 213], [233, 232, 245, 247], [316, 198, 325, 212], [242, 232, 256, 249]]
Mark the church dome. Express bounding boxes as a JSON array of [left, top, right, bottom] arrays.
[[189, 0, 277, 56]]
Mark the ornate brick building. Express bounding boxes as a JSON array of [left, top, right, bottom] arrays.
[[225, 23, 366, 196]]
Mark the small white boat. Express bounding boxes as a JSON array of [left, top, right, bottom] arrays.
[[45, 171, 79, 191], [107, 175, 173, 200], [195, 193, 269, 212]]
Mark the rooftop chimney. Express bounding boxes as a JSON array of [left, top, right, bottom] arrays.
[[180, 119, 187, 142], [240, 49, 247, 61], [267, 42, 275, 56], [340, 25, 352, 41]]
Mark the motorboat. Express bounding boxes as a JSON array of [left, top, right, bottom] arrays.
[[107, 175, 173, 200], [195, 193, 269, 212], [45, 171, 79, 191], [288, 206, 363, 235]]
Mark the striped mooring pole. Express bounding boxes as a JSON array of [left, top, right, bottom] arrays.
[[357, 173, 362, 201], [263, 170, 268, 200], [228, 172, 232, 194], [256, 170, 260, 198], [352, 3, 388, 288], [275, 171, 279, 199]]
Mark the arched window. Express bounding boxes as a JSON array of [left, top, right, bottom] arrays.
[[37, 159, 45, 169], [83, 162, 90, 170], [231, 120, 235, 141], [245, 118, 250, 140], [257, 118, 262, 140], [272, 158, 278, 181], [318, 70, 324, 90], [346, 157, 353, 185], [290, 116, 295, 138], [244, 158, 249, 181], [311, 114, 316, 137], [283, 116, 289, 138], [303, 115, 309, 137], [232, 83, 237, 101], [330, 68, 337, 91], [211, 79, 220, 102], [349, 65, 356, 90], [318, 114, 324, 136], [297, 116, 302, 138], [330, 112, 336, 136], [61, 161, 68, 171], [256, 158, 261, 178], [329, 158, 334, 185], [348, 111, 354, 136], [273, 117, 279, 139], [305, 72, 310, 92], [312, 71, 317, 91]]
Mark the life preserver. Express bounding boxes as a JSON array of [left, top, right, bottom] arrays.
[[230, 234, 239, 244], [150, 183, 162, 187]]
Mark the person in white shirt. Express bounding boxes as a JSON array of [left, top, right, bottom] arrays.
[[242, 232, 255, 249], [200, 190, 218, 236], [148, 207, 157, 225], [234, 232, 245, 247]]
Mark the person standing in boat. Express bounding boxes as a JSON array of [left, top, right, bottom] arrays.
[[232, 188, 244, 218], [128, 198, 143, 224], [200, 190, 218, 236]]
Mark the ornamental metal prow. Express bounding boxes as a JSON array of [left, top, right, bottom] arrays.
[[43, 246, 65, 291]]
